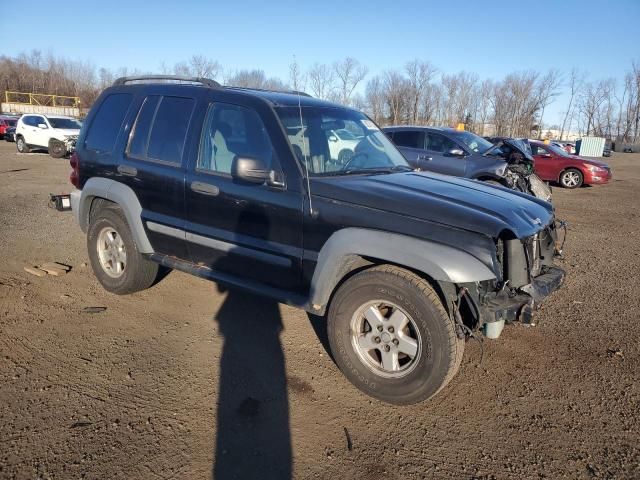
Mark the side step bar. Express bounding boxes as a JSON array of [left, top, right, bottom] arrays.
[[148, 253, 313, 312]]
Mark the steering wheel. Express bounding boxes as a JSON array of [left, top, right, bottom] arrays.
[[342, 152, 369, 171]]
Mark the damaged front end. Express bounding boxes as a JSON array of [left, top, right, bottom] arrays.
[[451, 220, 566, 340]]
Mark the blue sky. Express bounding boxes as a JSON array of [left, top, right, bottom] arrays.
[[2, 0, 639, 124]]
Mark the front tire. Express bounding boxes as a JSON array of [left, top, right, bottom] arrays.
[[87, 203, 158, 295], [327, 265, 464, 405], [16, 136, 30, 153], [48, 138, 67, 158], [560, 168, 583, 188]]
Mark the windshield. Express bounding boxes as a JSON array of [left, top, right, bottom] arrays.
[[451, 131, 494, 154], [335, 129, 358, 140], [546, 143, 571, 157], [48, 118, 82, 129], [275, 106, 409, 176]]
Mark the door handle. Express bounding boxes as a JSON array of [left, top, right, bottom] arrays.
[[418, 154, 432, 161], [117, 165, 137, 176], [190, 181, 220, 196]]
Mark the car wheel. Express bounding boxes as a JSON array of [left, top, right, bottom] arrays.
[[87, 203, 159, 295], [560, 168, 583, 189], [16, 136, 30, 153], [48, 138, 67, 158], [338, 149, 354, 164], [327, 264, 464, 405]]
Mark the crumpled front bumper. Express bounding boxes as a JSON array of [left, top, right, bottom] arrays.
[[481, 266, 565, 327]]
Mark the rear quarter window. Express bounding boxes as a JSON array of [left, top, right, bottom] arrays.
[[85, 93, 133, 153]]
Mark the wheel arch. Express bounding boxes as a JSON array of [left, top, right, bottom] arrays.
[[308, 228, 496, 314], [76, 177, 153, 253]]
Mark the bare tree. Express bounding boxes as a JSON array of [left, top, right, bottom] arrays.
[[333, 57, 368, 106], [307, 63, 334, 99], [535, 69, 563, 138], [289, 57, 306, 92], [173, 55, 222, 80], [559, 68, 585, 140], [365, 76, 385, 124], [405, 60, 437, 124]]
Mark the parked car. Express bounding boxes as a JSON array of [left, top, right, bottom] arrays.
[[0, 116, 18, 139], [4, 126, 16, 142], [529, 139, 612, 188], [15, 114, 81, 158], [70, 75, 565, 405], [384, 127, 551, 201]]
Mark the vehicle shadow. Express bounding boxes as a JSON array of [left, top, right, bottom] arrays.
[[211, 286, 292, 480]]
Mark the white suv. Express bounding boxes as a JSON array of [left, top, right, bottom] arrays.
[[16, 114, 82, 158]]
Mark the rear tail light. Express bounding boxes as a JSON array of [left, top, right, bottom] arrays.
[[69, 152, 80, 188]]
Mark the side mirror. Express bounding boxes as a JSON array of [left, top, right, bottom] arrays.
[[445, 148, 465, 157], [38, 123, 48, 129], [328, 135, 338, 143], [231, 156, 270, 184]]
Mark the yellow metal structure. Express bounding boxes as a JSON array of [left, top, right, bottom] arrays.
[[456, 123, 465, 131], [4, 91, 80, 108]]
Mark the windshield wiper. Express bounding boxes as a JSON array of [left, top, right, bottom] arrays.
[[343, 165, 414, 175]]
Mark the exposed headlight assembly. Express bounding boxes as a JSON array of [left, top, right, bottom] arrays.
[[528, 174, 552, 202]]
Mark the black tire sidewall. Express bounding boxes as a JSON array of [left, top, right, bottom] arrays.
[[48, 139, 66, 158], [87, 207, 146, 294], [328, 269, 457, 404]]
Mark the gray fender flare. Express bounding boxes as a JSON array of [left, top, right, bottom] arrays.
[[73, 177, 153, 253], [308, 228, 496, 310]]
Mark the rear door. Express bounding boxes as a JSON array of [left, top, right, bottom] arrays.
[[424, 132, 466, 176], [389, 130, 426, 168], [184, 97, 304, 290], [116, 91, 199, 258]]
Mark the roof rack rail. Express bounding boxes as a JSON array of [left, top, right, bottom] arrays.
[[113, 75, 221, 88], [225, 86, 312, 97]]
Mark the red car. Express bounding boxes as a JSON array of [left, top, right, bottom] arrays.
[[529, 140, 612, 189], [0, 116, 18, 136]]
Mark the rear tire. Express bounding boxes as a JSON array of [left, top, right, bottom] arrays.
[[16, 136, 30, 153], [87, 203, 158, 295], [560, 168, 583, 188], [327, 265, 464, 405], [48, 138, 67, 158]]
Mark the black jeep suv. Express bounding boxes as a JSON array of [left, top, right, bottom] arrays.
[[70, 75, 564, 405]]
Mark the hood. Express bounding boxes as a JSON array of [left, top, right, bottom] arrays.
[[53, 128, 80, 136], [312, 171, 554, 239]]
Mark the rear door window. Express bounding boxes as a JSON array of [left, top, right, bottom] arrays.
[[85, 93, 133, 153], [393, 130, 425, 149], [127, 95, 194, 164]]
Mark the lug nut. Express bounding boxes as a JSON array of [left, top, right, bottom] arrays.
[[392, 339, 399, 346], [383, 345, 391, 352], [374, 336, 381, 343], [377, 326, 383, 332], [388, 326, 394, 333]]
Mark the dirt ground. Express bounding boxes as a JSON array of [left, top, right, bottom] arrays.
[[0, 141, 639, 480]]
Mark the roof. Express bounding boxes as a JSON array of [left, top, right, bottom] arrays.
[[110, 75, 345, 109], [382, 125, 455, 133]]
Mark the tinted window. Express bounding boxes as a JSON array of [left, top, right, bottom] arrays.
[[85, 93, 132, 152], [426, 133, 458, 153], [393, 130, 425, 149], [198, 103, 276, 174], [48, 118, 82, 129], [128, 96, 160, 158], [147, 96, 194, 163]]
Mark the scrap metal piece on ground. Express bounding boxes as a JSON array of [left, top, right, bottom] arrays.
[[82, 306, 107, 314], [24, 266, 47, 277], [48, 193, 72, 211]]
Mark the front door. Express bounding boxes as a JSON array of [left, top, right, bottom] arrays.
[[185, 100, 303, 290], [530, 144, 557, 181], [31, 115, 50, 147], [424, 132, 467, 176]]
